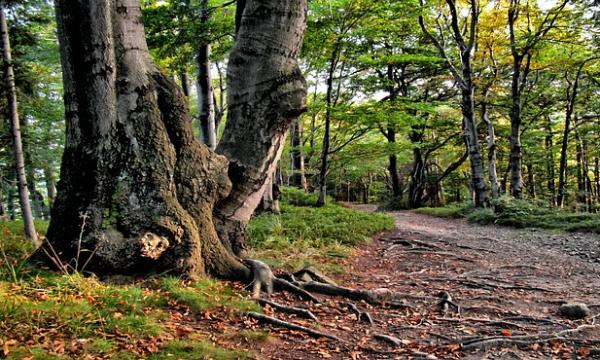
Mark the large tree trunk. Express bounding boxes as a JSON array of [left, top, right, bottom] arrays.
[[1, 4, 38, 244], [213, 0, 307, 255], [44, 0, 307, 278]]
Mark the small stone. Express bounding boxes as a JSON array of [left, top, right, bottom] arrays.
[[558, 302, 590, 319]]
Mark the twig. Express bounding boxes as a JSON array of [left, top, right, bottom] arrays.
[[246, 312, 342, 341]]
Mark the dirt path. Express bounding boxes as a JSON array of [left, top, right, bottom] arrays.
[[248, 210, 600, 359]]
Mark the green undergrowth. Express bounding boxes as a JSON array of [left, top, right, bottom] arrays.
[[0, 186, 393, 358], [415, 196, 600, 232], [0, 271, 256, 359], [247, 187, 395, 271]]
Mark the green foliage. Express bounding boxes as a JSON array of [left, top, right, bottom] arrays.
[[466, 208, 496, 224], [248, 199, 394, 249], [159, 277, 259, 314], [415, 203, 471, 219], [247, 187, 394, 271], [422, 196, 600, 232], [148, 340, 250, 360]]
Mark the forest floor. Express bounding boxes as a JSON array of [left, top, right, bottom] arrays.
[[248, 207, 600, 359]]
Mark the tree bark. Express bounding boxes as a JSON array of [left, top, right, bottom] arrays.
[[482, 90, 499, 201], [1, 3, 38, 244], [44, 0, 307, 278], [508, 57, 525, 198], [180, 72, 190, 97], [214, 0, 307, 255]]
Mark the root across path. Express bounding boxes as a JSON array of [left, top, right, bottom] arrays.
[[244, 209, 600, 359]]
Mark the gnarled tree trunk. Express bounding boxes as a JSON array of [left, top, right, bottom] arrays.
[[43, 0, 307, 278], [213, 0, 307, 255]]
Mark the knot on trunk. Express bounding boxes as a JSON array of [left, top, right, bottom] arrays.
[[140, 232, 170, 260]]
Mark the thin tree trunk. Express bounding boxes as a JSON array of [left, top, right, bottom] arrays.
[[461, 85, 487, 207], [197, 0, 216, 149], [544, 116, 556, 206], [557, 70, 582, 208], [482, 92, 499, 201], [44, 166, 57, 208], [180, 72, 190, 97], [408, 147, 425, 208], [7, 184, 15, 220], [316, 49, 338, 207], [594, 157, 600, 203], [526, 161, 536, 199], [386, 65, 402, 200], [509, 58, 524, 198], [0, 184, 5, 220], [197, 42, 216, 149], [1, 3, 37, 244], [290, 118, 307, 191]]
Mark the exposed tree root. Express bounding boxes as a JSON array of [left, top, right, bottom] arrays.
[[373, 333, 403, 346], [431, 277, 553, 292], [402, 250, 475, 262], [246, 312, 342, 342], [459, 324, 600, 351], [503, 315, 570, 328], [273, 278, 320, 303], [437, 317, 526, 329], [386, 238, 444, 250], [345, 302, 374, 325], [299, 281, 413, 309], [293, 266, 338, 286], [255, 298, 318, 321]]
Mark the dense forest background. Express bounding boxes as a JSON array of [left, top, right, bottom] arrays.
[[0, 0, 599, 222]]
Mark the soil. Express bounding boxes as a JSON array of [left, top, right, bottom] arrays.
[[242, 209, 600, 359]]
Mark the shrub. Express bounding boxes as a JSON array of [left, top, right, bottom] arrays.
[[466, 208, 496, 224]]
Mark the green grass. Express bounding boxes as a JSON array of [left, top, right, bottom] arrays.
[[247, 187, 395, 271], [148, 339, 251, 360], [416, 196, 600, 232], [159, 277, 260, 314], [414, 203, 470, 219]]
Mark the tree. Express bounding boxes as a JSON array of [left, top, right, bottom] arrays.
[[0, 1, 38, 244], [506, 0, 568, 198], [42, 0, 307, 278], [419, 0, 488, 207]]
